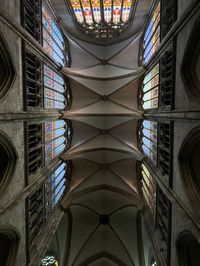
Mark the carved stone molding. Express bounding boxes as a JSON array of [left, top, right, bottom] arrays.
[[0, 131, 17, 200], [0, 32, 15, 101], [179, 127, 200, 218], [182, 16, 200, 102]]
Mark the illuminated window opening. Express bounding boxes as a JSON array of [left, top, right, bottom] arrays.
[[42, 3, 66, 65], [143, 2, 160, 64], [141, 64, 159, 110], [69, 0, 137, 40], [41, 255, 59, 266]]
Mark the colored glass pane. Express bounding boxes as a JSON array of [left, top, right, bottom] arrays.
[[141, 120, 157, 163], [91, 0, 101, 22], [42, 5, 65, 65], [70, 0, 135, 39], [81, 0, 93, 24], [45, 120, 66, 164], [70, 0, 84, 23], [142, 64, 159, 110], [103, 0, 112, 22], [44, 65, 66, 110], [41, 255, 59, 266], [113, 0, 122, 24], [141, 163, 156, 219], [122, 0, 132, 22], [144, 2, 160, 64]]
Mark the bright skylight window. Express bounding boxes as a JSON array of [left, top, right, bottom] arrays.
[[69, 0, 136, 40]]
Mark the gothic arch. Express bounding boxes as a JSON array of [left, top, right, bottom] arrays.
[[0, 227, 20, 266], [179, 127, 200, 216], [176, 231, 200, 266], [0, 32, 15, 100], [182, 16, 200, 102], [79, 252, 127, 266], [0, 131, 17, 199]]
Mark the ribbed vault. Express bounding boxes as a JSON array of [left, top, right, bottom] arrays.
[[53, 4, 151, 264]]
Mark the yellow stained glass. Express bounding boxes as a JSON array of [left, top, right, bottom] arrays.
[[113, 0, 122, 24], [122, 0, 132, 22], [81, 0, 93, 24], [91, 0, 101, 22], [103, 0, 112, 22], [70, 0, 84, 23], [69, 0, 136, 39]]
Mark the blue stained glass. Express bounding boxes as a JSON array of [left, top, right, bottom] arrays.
[[42, 5, 65, 65], [55, 163, 65, 176], [55, 120, 65, 128], [55, 144, 65, 155], [54, 128, 65, 137]]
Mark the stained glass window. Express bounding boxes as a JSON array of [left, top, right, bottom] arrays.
[[141, 64, 159, 110], [140, 163, 156, 219], [140, 120, 157, 164], [69, 0, 136, 40], [41, 255, 59, 266], [44, 65, 66, 110], [42, 4, 65, 65], [44, 120, 67, 164], [143, 2, 160, 64], [45, 161, 67, 214]]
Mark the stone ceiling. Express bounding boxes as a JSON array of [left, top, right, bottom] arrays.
[[50, 0, 152, 264]]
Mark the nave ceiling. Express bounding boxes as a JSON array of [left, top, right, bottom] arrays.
[[49, 1, 150, 264]]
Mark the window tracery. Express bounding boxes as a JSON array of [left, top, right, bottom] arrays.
[[25, 51, 72, 110], [144, 2, 160, 64], [137, 161, 171, 264], [27, 119, 72, 175], [23, 0, 70, 66], [69, 0, 137, 40], [139, 44, 175, 111], [143, 0, 177, 64], [42, 4, 66, 66], [27, 160, 72, 253], [41, 255, 59, 266], [138, 120, 173, 185]]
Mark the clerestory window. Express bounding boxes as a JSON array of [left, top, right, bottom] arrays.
[[143, 0, 177, 64], [69, 0, 137, 40], [138, 120, 173, 185], [27, 120, 72, 176], [27, 160, 72, 255], [23, 0, 70, 66], [25, 50, 72, 110]]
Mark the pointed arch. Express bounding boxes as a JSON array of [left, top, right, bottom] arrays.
[[0, 32, 15, 100], [182, 16, 200, 102], [176, 231, 200, 266], [179, 126, 200, 217], [0, 227, 20, 266], [0, 131, 17, 199]]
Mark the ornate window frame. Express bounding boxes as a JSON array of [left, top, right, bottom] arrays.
[[22, 0, 71, 67], [138, 43, 176, 111], [67, 0, 138, 40], [141, 0, 177, 66], [24, 49, 72, 110]]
